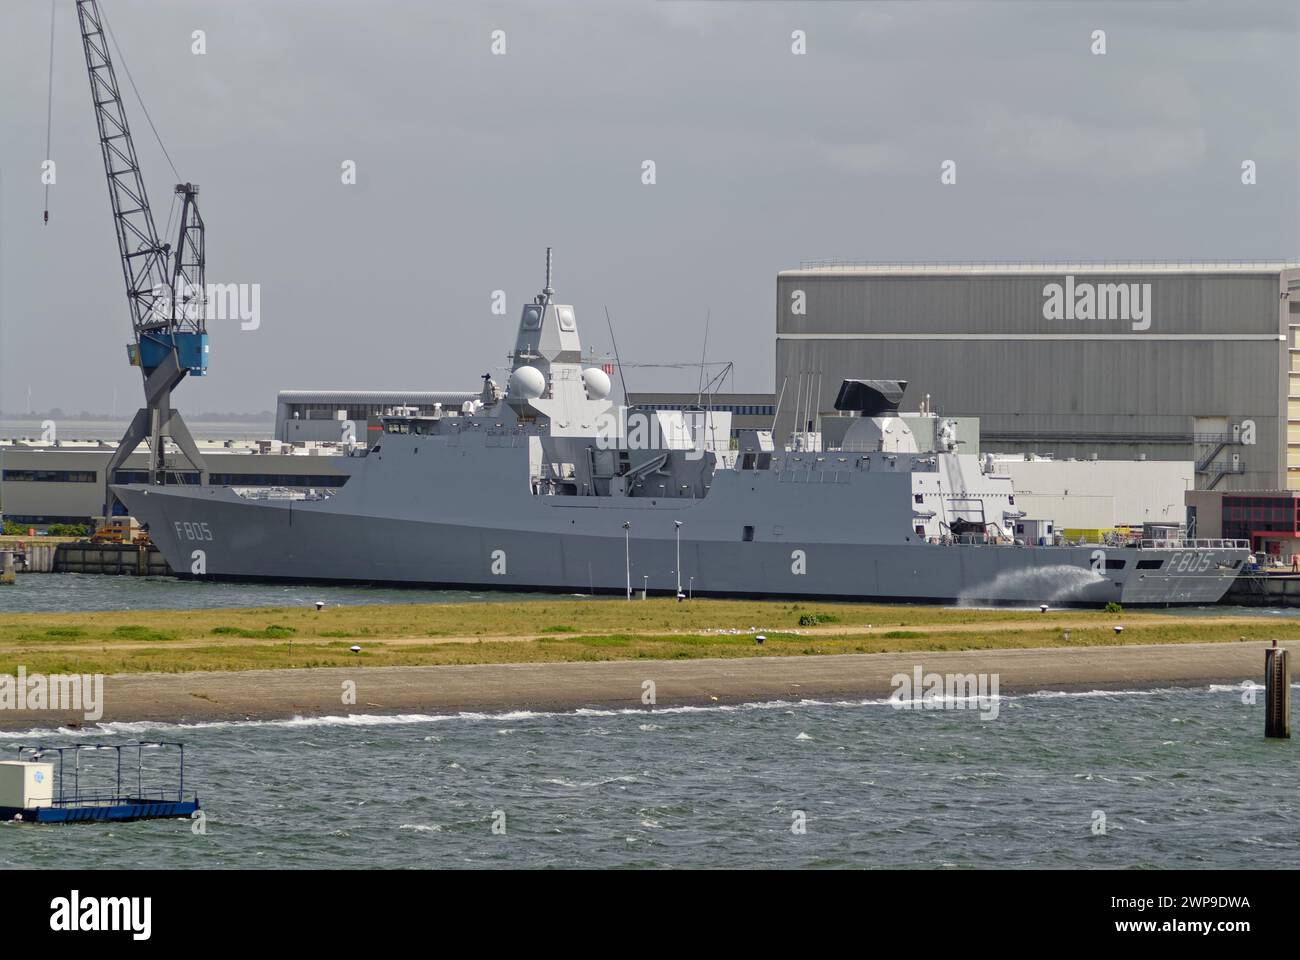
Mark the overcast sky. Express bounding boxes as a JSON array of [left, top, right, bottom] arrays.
[[1, 0, 1296, 416]]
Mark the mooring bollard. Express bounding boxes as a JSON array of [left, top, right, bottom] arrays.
[[1265, 640, 1291, 739]]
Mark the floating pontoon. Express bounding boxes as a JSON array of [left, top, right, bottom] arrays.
[[0, 741, 200, 824]]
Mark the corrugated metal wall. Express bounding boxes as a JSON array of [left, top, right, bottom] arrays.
[[775, 271, 1285, 490]]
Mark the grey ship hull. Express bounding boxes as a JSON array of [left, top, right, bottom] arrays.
[[113, 475, 1242, 607]]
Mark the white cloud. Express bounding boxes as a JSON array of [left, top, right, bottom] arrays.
[[820, 142, 910, 176], [975, 106, 1208, 178]]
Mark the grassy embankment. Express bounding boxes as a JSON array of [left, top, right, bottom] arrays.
[[0, 598, 1283, 675]]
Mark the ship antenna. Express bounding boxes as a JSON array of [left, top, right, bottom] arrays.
[[604, 305, 631, 403], [695, 308, 711, 408], [543, 246, 554, 298], [771, 376, 787, 434]]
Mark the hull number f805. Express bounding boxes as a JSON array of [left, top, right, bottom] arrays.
[[1168, 552, 1213, 574], [174, 521, 213, 541]]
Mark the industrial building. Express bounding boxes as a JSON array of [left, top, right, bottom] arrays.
[[987, 455, 1193, 534], [626, 392, 776, 440], [776, 262, 1300, 492], [1, 439, 349, 527], [1185, 488, 1300, 561], [275, 390, 476, 442]]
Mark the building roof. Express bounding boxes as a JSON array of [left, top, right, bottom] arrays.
[[781, 260, 1300, 277], [627, 392, 775, 403], [277, 390, 476, 406], [0, 437, 347, 456]]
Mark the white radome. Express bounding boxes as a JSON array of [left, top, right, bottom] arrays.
[[582, 367, 612, 400], [509, 365, 546, 400]]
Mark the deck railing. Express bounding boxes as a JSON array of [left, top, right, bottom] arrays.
[[1137, 538, 1250, 550], [796, 259, 1297, 271]]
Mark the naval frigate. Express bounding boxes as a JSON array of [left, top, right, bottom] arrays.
[[113, 253, 1248, 606]]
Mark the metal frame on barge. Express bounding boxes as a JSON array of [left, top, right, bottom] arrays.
[[1, 741, 199, 824]]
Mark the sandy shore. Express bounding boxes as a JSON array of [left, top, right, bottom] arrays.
[[0, 639, 1290, 730]]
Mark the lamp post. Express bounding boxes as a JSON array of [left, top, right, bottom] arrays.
[[674, 520, 683, 598], [623, 521, 631, 600]]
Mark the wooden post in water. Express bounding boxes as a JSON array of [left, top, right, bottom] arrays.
[[1265, 641, 1291, 739], [0, 551, 15, 585]]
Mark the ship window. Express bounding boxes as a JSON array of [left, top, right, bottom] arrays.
[[1136, 559, 1163, 570], [914, 494, 923, 503], [914, 525, 925, 535], [742, 525, 754, 542], [1104, 559, 1126, 570]]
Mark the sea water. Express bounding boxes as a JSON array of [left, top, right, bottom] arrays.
[[2, 687, 1297, 869]]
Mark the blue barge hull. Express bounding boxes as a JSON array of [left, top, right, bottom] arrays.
[[2, 800, 199, 824]]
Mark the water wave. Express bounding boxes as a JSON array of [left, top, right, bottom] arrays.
[[0, 683, 1250, 740]]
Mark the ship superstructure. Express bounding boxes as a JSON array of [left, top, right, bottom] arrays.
[[114, 253, 1248, 606]]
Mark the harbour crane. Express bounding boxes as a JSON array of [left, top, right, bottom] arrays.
[[75, 0, 209, 520]]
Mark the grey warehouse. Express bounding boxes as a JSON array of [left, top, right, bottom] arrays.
[[776, 261, 1300, 492]]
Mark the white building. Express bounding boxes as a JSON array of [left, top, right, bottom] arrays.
[[986, 454, 1194, 531]]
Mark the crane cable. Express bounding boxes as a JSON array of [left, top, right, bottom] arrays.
[[44, 3, 183, 222], [101, 3, 182, 183], [162, 190, 180, 248], [42, 0, 56, 224]]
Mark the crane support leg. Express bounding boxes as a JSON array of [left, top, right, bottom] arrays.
[[103, 351, 208, 518]]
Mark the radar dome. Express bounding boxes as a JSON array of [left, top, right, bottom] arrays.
[[582, 367, 612, 400], [508, 365, 546, 400]]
